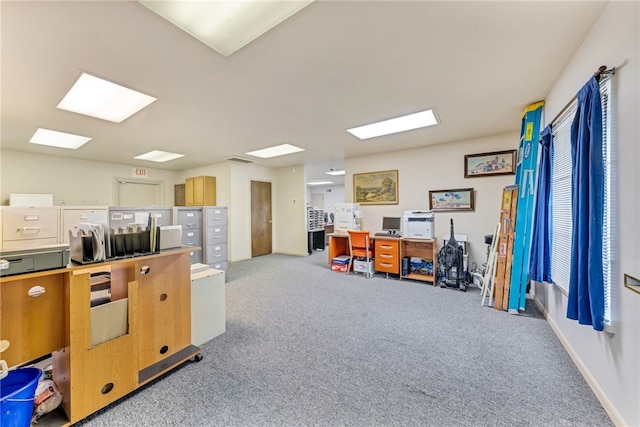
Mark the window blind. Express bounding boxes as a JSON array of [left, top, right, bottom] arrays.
[[549, 77, 613, 327]]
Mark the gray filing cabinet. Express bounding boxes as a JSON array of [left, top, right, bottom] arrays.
[[204, 207, 228, 274], [173, 207, 203, 264]]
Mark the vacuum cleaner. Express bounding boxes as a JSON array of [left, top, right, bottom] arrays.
[[437, 219, 467, 291]]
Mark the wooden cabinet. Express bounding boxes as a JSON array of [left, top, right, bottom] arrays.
[[185, 176, 216, 206], [137, 254, 192, 372], [0, 248, 200, 426], [0, 273, 65, 367], [399, 238, 438, 284], [54, 263, 138, 422], [374, 238, 400, 275]]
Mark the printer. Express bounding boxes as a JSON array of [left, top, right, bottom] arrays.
[[402, 210, 434, 239]]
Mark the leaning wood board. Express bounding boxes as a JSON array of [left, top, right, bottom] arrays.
[[494, 185, 518, 311]]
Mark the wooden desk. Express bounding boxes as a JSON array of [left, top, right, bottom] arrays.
[[0, 247, 201, 426], [327, 232, 351, 263], [327, 234, 437, 284]]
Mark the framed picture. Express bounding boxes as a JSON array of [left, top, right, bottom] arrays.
[[429, 188, 474, 211], [464, 149, 517, 178], [353, 169, 398, 205]]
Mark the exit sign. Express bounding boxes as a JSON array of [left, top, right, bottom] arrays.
[[133, 168, 148, 178]]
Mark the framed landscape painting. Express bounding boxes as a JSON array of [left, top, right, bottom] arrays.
[[353, 169, 398, 205], [429, 188, 474, 211], [464, 149, 517, 178]]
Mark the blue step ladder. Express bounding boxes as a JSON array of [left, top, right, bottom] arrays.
[[508, 101, 544, 313]]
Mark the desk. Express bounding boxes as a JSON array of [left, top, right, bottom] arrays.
[[327, 234, 437, 284], [327, 232, 351, 262]]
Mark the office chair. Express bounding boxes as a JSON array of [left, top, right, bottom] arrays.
[[347, 230, 373, 278]]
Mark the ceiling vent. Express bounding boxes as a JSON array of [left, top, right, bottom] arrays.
[[224, 156, 256, 164]]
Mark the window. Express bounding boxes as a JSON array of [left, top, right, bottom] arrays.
[[549, 77, 613, 328]]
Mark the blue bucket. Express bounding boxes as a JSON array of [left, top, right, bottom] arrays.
[[0, 367, 42, 427]]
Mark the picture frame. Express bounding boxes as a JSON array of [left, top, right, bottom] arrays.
[[464, 149, 517, 178], [353, 169, 399, 205], [429, 188, 474, 211]]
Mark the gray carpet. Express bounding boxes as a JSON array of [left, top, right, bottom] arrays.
[[78, 251, 612, 426]]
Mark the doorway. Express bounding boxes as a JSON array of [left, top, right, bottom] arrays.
[[251, 180, 272, 257], [114, 178, 164, 206]]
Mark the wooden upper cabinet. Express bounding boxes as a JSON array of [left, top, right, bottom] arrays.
[[185, 176, 216, 206]]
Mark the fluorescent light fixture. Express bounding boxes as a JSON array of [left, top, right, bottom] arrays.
[[245, 143, 305, 159], [29, 128, 91, 149], [326, 170, 345, 176], [347, 108, 439, 140], [138, 0, 314, 57], [57, 73, 157, 123], [307, 180, 334, 186], [134, 150, 185, 162]]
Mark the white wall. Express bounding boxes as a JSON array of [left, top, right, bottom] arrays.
[[308, 185, 346, 222], [533, 2, 639, 425], [275, 165, 308, 256], [228, 162, 277, 262], [346, 132, 519, 268], [0, 150, 179, 206]]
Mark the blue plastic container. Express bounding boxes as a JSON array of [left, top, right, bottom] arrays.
[[0, 367, 42, 427]]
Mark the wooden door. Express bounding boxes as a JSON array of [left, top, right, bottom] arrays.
[[251, 180, 272, 257]]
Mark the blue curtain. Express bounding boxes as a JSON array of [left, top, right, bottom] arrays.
[[529, 125, 553, 283], [566, 76, 605, 331]]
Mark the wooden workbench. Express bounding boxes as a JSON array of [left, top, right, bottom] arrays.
[[0, 247, 201, 426]]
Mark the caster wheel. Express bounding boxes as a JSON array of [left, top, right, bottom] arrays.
[[193, 353, 203, 362]]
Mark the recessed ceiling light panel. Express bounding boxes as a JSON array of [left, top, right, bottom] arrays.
[[134, 150, 185, 162], [347, 108, 439, 140], [138, 0, 314, 57], [57, 73, 157, 123], [326, 170, 345, 176], [307, 180, 334, 186], [246, 143, 305, 159], [29, 128, 92, 149]]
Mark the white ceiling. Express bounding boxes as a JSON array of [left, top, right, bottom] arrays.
[[1, 1, 607, 187]]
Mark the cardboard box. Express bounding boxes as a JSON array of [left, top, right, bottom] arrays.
[[331, 262, 349, 272]]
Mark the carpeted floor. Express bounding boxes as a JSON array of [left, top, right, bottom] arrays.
[[78, 251, 613, 426]]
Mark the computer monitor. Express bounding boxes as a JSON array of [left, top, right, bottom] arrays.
[[382, 216, 401, 234]]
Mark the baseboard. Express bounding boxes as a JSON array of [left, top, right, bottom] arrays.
[[532, 298, 625, 426]]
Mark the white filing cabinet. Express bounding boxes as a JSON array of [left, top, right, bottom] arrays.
[[190, 264, 225, 346], [1, 207, 60, 249], [60, 206, 108, 243]]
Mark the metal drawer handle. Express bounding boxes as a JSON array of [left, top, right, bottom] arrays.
[[19, 227, 41, 234], [140, 266, 151, 275], [28, 286, 46, 297], [380, 263, 393, 267], [380, 254, 393, 258]]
